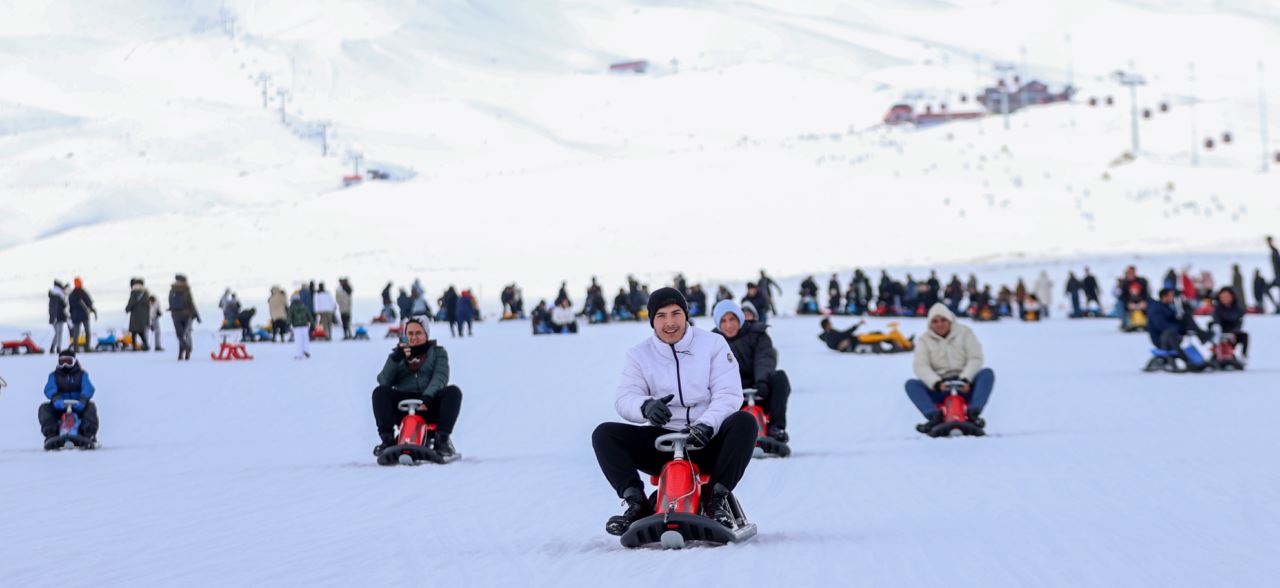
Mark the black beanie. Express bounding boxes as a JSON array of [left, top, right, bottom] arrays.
[[647, 287, 689, 326]]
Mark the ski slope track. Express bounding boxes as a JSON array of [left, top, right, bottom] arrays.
[[1, 0, 1279, 322], [1, 315, 1278, 586]]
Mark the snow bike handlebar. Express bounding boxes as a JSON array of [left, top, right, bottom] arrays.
[[742, 387, 759, 403], [397, 399, 424, 414], [654, 432, 692, 453], [941, 380, 967, 394]]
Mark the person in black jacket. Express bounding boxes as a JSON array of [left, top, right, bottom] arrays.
[[712, 299, 790, 443], [1065, 272, 1083, 316], [742, 282, 770, 325], [818, 317, 863, 352], [1211, 287, 1248, 357], [1082, 267, 1101, 308], [67, 277, 97, 353], [687, 285, 708, 317], [48, 280, 70, 354], [1147, 288, 1210, 352]]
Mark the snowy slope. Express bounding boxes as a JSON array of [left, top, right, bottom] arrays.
[[1, 0, 1279, 324], [1, 312, 1278, 586]]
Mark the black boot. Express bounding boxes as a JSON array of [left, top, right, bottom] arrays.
[[915, 411, 943, 434], [434, 432, 456, 459], [966, 409, 986, 429], [702, 483, 735, 528], [372, 434, 395, 456], [767, 425, 789, 443], [605, 485, 653, 536]]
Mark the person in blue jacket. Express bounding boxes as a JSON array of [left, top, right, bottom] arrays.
[[39, 350, 98, 442], [1147, 288, 1211, 352]]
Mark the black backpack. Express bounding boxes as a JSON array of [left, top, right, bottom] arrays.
[[169, 288, 188, 312]]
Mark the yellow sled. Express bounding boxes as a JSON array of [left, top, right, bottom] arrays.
[[850, 322, 914, 354]]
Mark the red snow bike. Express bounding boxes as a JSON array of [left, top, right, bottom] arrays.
[[620, 432, 757, 549], [928, 380, 985, 438], [211, 336, 253, 361], [741, 388, 790, 458], [376, 399, 459, 466]]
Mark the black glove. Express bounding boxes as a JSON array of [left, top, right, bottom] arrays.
[[686, 423, 713, 450], [754, 380, 771, 398], [641, 394, 675, 426]]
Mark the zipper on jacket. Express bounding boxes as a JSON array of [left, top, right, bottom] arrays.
[[669, 343, 691, 426]]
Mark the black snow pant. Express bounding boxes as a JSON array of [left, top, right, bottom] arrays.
[[172, 317, 193, 354], [130, 330, 149, 351], [69, 319, 91, 352], [272, 319, 289, 342], [341, 312, 353, 339], [371, 385, 462, 440], [591, 411, 757, 498], [754, 370, 792, 430], [39, 401, 98, 439]]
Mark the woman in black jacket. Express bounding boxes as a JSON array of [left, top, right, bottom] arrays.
[[1211, 287, 1248, 357], [711, 299, 791, 444]]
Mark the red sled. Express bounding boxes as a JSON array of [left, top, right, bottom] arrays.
[[211, 337, 254, 361], [377, 399, 458, 465], [619, 432, 757, 549], [2, 333, 45, 355], [385, 324, 403, 339], [928, 381, 985, 437], [741, 388, 789, 457]]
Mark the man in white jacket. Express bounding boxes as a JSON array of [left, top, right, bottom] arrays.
[[592, 288, 756, 536], [906, 303, 996, 432]]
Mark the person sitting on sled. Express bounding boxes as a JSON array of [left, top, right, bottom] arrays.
[[904, 304, 994, 433], [1147, 288, 1212, 355], [592, 288, 755, 536], [1211, 287, 1248, 358], [818, 317, 864, 352], [371, 317, 462, 459], [39, 350, 99, 444], [711, 299, 790, 445]]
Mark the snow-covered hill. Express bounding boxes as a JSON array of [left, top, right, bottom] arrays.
[[1, 0, 1277, 324], [1, 313, 1278, 586]]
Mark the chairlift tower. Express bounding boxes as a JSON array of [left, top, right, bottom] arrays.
[[1112, 65, 1146, 154]]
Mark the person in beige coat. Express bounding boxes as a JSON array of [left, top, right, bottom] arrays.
[[905, 303, 995, 432], [268, 286, 289, 343]]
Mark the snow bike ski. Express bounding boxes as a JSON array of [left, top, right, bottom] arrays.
[[43, 399, 96, 451], [376, 399, 460, 466], [742, 388, 789, 458], [927, 381, 985, 438], [619, 432, 757, 549]]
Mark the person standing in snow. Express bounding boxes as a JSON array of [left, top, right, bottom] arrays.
[[1065, 272, 1083, 316], [757, 269, 781, 317], [268, 286, 289, 342], [440, 286, 460, 336], [591, 288, 756, 536], [380, 282, 396, 321], [370, 317, 462, 459], [712, 299, 790, 446], [168, 274, 200, 361], [1034, 271, 1053, 318], [288, 293, 312, 360], [149, 295, 165, 352], [124, 278, 152, 351], [905, 303, 995, 433], [313, 283, 337, 341], [455, 289, 476, 337], [48, 280, 70, 354], [396, 288, 413, 322], [337, 278, 354, 340], [67, 278, 97, 353]]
